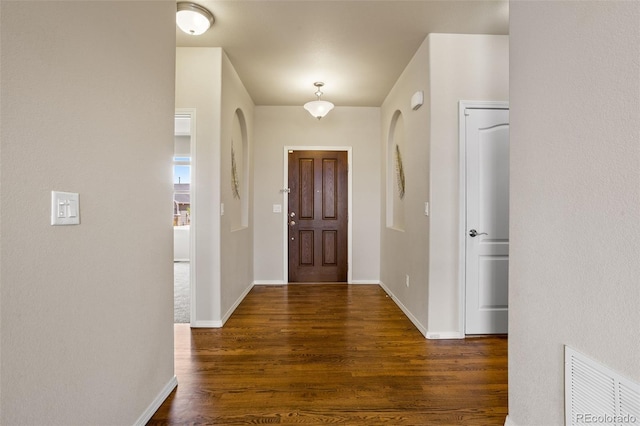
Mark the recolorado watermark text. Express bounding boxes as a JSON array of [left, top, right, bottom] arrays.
[[575, 413, 638, 424]]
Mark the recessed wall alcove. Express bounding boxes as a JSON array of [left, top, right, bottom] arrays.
[[387, 109, 405, 231], [230, 108, 249, 230]]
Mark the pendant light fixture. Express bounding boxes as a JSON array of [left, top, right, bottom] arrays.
[[176, 2, 215, 36], [303, 82, 335, 120]]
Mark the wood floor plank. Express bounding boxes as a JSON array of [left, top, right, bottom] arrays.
[[148, 284, 507, 425]]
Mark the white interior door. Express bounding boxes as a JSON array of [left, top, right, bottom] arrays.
[[464, 107, 509, 334]]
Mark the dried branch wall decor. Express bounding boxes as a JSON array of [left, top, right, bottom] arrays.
[[231, 142, 240, 199], [395, 144, 405, 199]]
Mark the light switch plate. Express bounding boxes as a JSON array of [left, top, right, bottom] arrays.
[[51, 191, 80, 225], [273, 204, 282, 213]]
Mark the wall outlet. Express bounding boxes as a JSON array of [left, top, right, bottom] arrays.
[[405, 274, 410, 287]]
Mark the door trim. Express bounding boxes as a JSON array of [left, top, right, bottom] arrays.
[[283, 146, 352, 284], [176, 108, 197, 327], [457, 101, 509, 336]]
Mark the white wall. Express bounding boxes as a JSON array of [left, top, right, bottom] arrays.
[[380, 34, 508, 337], [175, 47, 223, 325], [253, 107, 381, 284], [380, 38, 431, 334], [0, 1, 176, 424], [427, 34, 509, 335], [508, 2, 640, 425], [220, 52, 255, 320], [175, 48, 254, 326]]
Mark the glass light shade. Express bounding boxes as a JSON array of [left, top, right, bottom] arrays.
[[304, 100, 335, 120], [176, 4, 214, 35]]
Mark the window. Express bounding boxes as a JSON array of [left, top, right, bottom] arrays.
[[173, 156, 191, 226]]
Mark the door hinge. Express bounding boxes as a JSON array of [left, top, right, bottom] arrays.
[[464, 109, 470, 116]]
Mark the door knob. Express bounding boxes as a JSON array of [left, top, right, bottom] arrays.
[[289, 220, 296, 226], [469, 229, 488, 237], [290, 212, 296, 217]]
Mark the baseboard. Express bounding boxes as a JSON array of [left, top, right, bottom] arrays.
[[133, 375, 178, 426], [504, 415, 516, 426], [191, 320, 223, 328], [252, 280, 287, 285], [350, 280, 380, 285], [426, 331, 465, 339], [378, 281, 428, 337], [190, 283, 254, 328], [221, 282, 254, 325]]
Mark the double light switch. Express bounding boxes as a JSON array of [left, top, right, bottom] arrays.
[[51, 191, 80, 225]]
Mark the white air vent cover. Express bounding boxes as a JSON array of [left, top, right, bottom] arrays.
[[565, 346, 640, 425]]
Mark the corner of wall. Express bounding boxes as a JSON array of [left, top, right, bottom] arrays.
[[175, 46, 224, 324], [503, 415, 517, 426], [426, 33, 509, 336], [379, 281, 427, 337]]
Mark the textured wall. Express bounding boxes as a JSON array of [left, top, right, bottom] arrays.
[[0, 1, 176, 423], [508, 2, 640, 424]]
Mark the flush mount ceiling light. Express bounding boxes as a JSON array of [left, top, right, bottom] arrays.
[[303, 82, 335, 120], [176, 2, 214, 36]]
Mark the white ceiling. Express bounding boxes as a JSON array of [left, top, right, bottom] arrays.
[[176, 1, 509, 107]]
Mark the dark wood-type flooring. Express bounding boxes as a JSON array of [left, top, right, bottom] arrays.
[[148, 284, 508, 425]]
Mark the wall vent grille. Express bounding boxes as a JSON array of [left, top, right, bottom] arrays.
[[565, 346, 640, 425]]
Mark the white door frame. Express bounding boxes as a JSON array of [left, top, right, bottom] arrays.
[[282, 146, 353, 284], [175, 108, 197, 326], [457, 101, 509, 335]]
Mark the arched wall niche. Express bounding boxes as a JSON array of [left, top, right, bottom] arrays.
[[387, 109, 405, 230], [230, 108, 249, 230]]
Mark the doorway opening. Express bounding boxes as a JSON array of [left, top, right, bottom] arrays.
[[174, 110, 196, 324], [283, 147, 353, 283]]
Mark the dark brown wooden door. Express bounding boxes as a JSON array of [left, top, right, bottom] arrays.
[[288, 150, 348, 282]]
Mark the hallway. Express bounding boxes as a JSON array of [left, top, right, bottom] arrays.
[[149, 284, 508, 425]]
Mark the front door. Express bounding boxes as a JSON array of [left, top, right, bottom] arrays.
[[464, 107, 510, 334], [288, 150, 348, 282]]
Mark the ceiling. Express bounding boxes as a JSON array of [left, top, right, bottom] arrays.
[[176, 1, 509, 107]]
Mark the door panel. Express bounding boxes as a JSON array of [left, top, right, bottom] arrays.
[[478, 256, 509, 308], [288, 151, 348, 282], [465, 108, 509, 334]]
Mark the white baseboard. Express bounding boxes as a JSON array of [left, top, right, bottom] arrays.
[[133, 375, 178, 426], [350, 280, 380, 285], [504, 415, 516, 426], [378, 281, 428, 337], [253, 280, 287, 285], [190, 283, 254, 328], [191, 320, 223, 328], [426, 331, 465, 339]]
